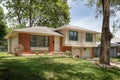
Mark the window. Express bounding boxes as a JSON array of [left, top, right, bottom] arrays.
[[30, 35, 49, 47], [86, 33, 93, 42], [69, 30, 78, 41]]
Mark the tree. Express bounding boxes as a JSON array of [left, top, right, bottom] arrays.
[[0, 6, 4, 22], [0, 7, 7, 47], [36, 0, 70, 28], [93, 0, 120, 37], [1, 0, 70, 28], [100, 0, 112, 65], [112, 20, 120, 37], [78, 0, 115, 65], [89, 0, 120, 35], [89, 0, 120, 65]]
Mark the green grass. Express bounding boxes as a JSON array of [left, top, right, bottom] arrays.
[[111, 56, 120, 63], [0, 53, 120, 80]]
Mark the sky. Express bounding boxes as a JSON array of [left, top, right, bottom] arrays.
[[0, 1, 120, 38], [67, 0, 120, 38]]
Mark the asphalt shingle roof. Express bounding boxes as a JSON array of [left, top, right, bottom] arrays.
[[111, 38, 120, 43], [15, 26, 62, 36]]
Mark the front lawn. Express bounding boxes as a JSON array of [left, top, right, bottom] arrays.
[[111, 56, 120, 63], [0, 53, 120, 80]]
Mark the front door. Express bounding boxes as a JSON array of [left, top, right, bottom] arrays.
[[54, 36, 60, 52]]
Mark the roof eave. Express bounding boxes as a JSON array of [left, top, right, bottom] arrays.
[[55, 27, 100, 34], [17, 31, 63, 36], [4, 31, 15, 39]]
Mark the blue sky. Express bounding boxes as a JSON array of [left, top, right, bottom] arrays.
[[67, 0, 120, 38], [0, 1, 120, 38]]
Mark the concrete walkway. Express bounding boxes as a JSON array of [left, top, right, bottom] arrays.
[[88, 58, 120, 68], [110, 62, 120, 68]]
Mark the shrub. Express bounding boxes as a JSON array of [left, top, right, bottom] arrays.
[[44, 52, 48, 55], [13, 44, 24, 56], [65, 50, 72, 57], [35, 51, 39, 55]]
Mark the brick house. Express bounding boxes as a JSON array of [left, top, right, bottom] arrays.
[[5, 25, 99, 58]]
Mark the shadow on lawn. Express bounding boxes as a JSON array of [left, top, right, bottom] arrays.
[[0, 55, 14, 60], [0, 56, 120, 80]]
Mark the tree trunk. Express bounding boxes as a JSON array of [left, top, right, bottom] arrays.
[[29, 0, 32, 27], [100, 0, 112, 65]]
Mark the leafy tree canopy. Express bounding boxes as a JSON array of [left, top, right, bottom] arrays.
[[0, 6, 4, 23], [83, 0, 119, 65], [0, 6, 7, 46], [84, 0, 120, 35], [1, 0, 70, 28]]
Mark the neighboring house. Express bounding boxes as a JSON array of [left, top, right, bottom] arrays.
[[111, 38, 120, 56], [5, 25, 99, 58], [94, 38, 120, 57]]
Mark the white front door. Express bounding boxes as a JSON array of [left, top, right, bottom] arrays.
[[54, 36, 60, 52]]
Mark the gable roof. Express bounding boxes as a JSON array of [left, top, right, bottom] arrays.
[[15, 26, 61, 35], [55, 25, 100, 33], [5, 26, 63, 39]]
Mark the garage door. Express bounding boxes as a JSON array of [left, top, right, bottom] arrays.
[[72, 48, 80, 55], [82, 48, 91, 58]]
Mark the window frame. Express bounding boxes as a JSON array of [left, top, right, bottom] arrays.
[[30, 35, 49, 47], [86, 33, 93, 42], [69, 30, 78, 41]]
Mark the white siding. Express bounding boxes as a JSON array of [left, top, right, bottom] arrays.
[[58, 29, 97, 47], [64, 30, 82, 46], [83, 33, 96, 47], [8, 38, 11, 52]]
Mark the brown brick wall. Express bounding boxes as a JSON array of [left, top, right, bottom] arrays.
[[19, 33, 30, 52], [91, 47, 95, 58], [60, 37, 72, 52], [49, 36, 54, 52]]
